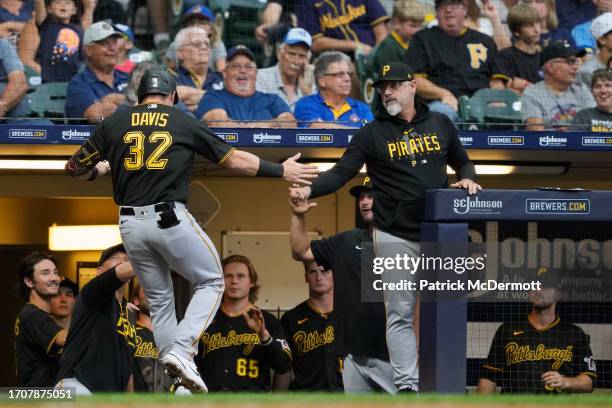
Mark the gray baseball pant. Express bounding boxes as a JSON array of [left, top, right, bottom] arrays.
[[55, 377, 92, 396], [342, 354, 397, 394], [373, 227, 419, 392], [119, 201, 224, 360]]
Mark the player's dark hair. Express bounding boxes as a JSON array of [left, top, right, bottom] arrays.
[[507, 3, 539, 36], [222, 254, 260, 303], [17, 251, 58, 301], [98, 243, 126, 267]]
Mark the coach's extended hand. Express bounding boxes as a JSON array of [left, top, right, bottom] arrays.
[[450, 178, 482, 195], [282, 153, 319, 185]]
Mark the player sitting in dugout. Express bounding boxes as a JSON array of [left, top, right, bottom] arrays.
[[195, 254, 292, 392], [478, 268, 597, 394]]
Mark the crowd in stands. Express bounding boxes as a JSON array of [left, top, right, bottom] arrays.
[[0, 0, 610, 131]]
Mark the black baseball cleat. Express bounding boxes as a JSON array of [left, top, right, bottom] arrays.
[[397, 386, 418, 394]]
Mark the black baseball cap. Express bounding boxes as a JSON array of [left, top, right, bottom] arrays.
[[372, 62, 414, 88], [226, 45, 255, 63], [349, 177, 373, 197], [534, 265, 563, 289], [435, 0, 466, 9], [98, 243, 127, 267], [540, 40, 587, 67], [59, 276, 79, 296]]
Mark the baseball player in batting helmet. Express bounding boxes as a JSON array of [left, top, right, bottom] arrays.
[[66, 66, 318, 392]]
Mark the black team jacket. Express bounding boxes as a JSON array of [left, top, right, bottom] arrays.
[[310, 101, 476, 241]]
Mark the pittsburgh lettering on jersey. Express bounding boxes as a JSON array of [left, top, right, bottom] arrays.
[[116, 312, 137, 348], [319, 5, 366, 30], [505, 342, 573, 370], [131, 112, 169, 127], [387, 133, 441, 160], [133, 336, 158, 359], [292, 325, 335, 356], [201, 330, 260, 355]]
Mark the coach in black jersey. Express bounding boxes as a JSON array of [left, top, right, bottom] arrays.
[[478, 272, 596, 394], [291, 178, 395, 393], [55, 244, 136, 395], [196, 255, 292, 392], [290, 62, 480, 393], [65, 66, 317, 392], [404, 0, 498, 122], [281, 261, 342, 392], [15, 252, 66, 386]]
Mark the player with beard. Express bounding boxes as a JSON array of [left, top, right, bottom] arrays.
[[478, 271, 597, 394], [290, 178, 398, 393], [290, 62, 480, 393], [131, 284, 173, 392], [15, 252, 67, 386]]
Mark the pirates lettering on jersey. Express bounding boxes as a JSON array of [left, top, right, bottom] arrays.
[[130, 112, 169, 127], [386, 130, 441, 162], [116, 308, 137, 348], [292, 325, 335, 356], [200, 330, 261, 355], [319, 5, 366, 31], [467, 43, 488, 69], [505, 342, 573, 371], [133, 334, 159, 359]]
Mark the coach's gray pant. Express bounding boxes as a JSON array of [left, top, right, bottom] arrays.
[[373, 227, 419, 392], [342, 354, 397, 394], [119, 202, 224, 360], [55, 377, 92, 396]]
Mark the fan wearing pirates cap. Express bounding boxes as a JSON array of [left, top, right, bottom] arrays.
[[478, 268, 597, 394], [65, 66, 317, 392]]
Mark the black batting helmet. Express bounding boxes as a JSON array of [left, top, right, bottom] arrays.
[[137, 66, 179, 104]]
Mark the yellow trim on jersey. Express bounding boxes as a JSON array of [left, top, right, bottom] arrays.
[[390, 30, 409, 50], [307, 299, 331, 318], [414, 73, 428, 78], [371, 15, 390, 27], [459, 27, 468, 36], [221, 303, 253, 318], [528, 315, 560, 332], [582, 371, 598, 378], [46, 329, 65, 354], [491, 74, 510, 82], [218, 147, 236, 166], [324, 100, 352, 120], [482, 364, 503, 372], [312, 33, 324, 40]]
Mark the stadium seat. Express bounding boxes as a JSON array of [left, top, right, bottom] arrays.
[[27, 82, 69, 119], [459, 88, 522, 130], [213, 0, 265, 66], [354, 52, 375, 104], [24, 65, 41, 93]]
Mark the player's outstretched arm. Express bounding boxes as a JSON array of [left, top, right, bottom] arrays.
[[289, 191, 316, 262], [65, 140, 110, 181], [222, 150, 319, 184]]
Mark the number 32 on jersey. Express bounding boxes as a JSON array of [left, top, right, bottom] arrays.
[[123, 131, 172, 170]]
